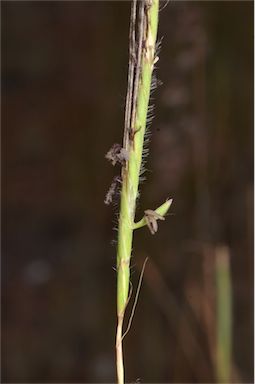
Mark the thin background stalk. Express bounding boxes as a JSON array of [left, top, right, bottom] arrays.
[[215, 246, 232, 383]]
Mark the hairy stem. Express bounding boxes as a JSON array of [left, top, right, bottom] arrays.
[[116, 1, 160, 383]]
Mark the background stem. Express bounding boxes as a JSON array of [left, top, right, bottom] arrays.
[[215, 246, 232, 383]]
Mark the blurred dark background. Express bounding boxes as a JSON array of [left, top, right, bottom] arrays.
[[1, 1, 253, 383]]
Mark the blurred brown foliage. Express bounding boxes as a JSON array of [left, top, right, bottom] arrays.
[[2, 1, 253, 383]]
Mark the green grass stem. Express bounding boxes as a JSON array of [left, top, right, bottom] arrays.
[[115, 1, 173, 383]]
